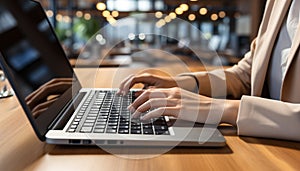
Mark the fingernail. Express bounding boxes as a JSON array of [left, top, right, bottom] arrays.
[[127, 105, 135, 112], [131, 112, 139, 119], [140, 115, 148, 121]]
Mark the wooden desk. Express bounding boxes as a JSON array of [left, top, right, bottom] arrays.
[[1, 68, 300, 171]]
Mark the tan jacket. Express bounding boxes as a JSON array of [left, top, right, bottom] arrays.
[[192, 0, 300, 141]]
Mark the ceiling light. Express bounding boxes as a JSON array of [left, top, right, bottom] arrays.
[[164, 16, 171, 23], [138, 33, 146, 40], [211, 14, 218, 21], [96, 2, 106, 11], [199, 8, 208, 15], [219, 11, 226, 18], [46, 10, 53, 17], [128, 33, 135, 40], [63, 16, 71, 23], [155, 11, 163, 18], [112, 11, 119, 17], [76, 11, 83, 18], [56, 14, 62, 22], [102, 10, 110, 17], [175, 8, 183, 15], [180, 4, 189, 11], [84, 13, 91, 20], [169, 12, 176, 19], [188, 14, 196, 21]]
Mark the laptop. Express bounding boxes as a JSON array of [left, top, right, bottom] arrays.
[[0, 0, 225, 147]]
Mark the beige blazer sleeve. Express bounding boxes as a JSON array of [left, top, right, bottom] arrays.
[[237, 96, 300, 141]]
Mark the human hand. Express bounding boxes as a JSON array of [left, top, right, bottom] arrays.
[[117, 73, 178, 95], [118, 72, 198, 95], [25, 78, 73, 118], [128, 87, 239, 125]]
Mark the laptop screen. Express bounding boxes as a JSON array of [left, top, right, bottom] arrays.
[[0, 0, 81, 140]]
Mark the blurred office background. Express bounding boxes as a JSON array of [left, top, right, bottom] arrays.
[[36, 0, 267, 67]]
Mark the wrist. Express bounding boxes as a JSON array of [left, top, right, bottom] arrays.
[[222, 100, 240, 125], [176, 74, 199, 93]]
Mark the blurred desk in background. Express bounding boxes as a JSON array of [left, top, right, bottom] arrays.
[[69, 55, 132, 68], [69, 46, 240, 70]]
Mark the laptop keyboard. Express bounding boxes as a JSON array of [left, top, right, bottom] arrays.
[[67, 91, 170, 135]]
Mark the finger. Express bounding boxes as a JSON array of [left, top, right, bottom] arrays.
[[134, 90, 144, 97], [133, 86, 163, 98], [122, 75, 142, 95], [141, 107, 179, 121], [122, 74, 156, 95], [131, 98, 177, 118], [117, 74, 134, 94], [128, 89, 168, 112]]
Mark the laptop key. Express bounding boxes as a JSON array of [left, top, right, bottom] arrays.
[[86, 116, 97, 120], [85, 120, 95, 123], [89, 111, 98, 114], [70, 125, 77, 129], [108, 119, 118, 122], [83, 123, 94, 127], [108, 122, 118, 126], [106, 129, 117, 133], [131, 125, 141, 130], [98, 115, 108, 119], [154, 125, 168, 131], [143, 124, 152, 129], [107, 125, 117, 129], [119, 122, 129, 126], [143, 129, 154, 135], [97, 118, 107, 122], [74, 118, 81, 122], [119, 125, 129, 129], [76, 115, 83, 119], [68, 128, 75, 132], [155, 130, 170, 135], [131, 130, 142, 134], [80, 127, 93, 133], [118, 129, 129, 134], [88, 114, 98, 117], [96, 121, 106, 125], [73, 121, 79, 125], [95, 125, 106, 129], [94, 128, 104, 133]]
